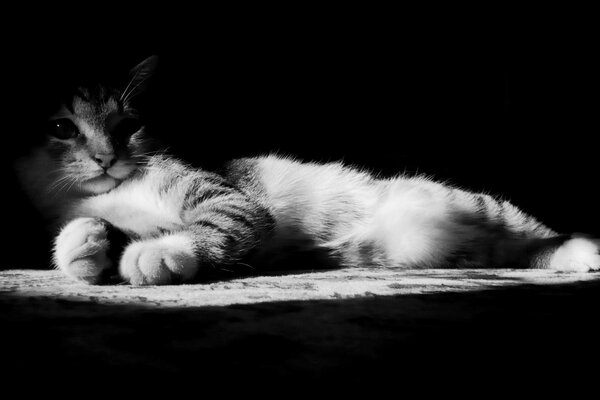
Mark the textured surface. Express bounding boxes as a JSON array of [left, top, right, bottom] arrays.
[[2, 268, 600, 306], [1, 268, 599, 391]]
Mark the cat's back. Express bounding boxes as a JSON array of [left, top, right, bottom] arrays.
[[223, 155, 383, 255], [226, 154, 379, 216]]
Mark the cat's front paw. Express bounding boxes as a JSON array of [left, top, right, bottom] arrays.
[[54, 217, 114, 284], [119, 234, 199, 285], [548, 235, 600, 272]]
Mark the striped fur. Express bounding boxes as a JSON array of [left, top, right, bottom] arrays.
[[14, 57, 600, 285]]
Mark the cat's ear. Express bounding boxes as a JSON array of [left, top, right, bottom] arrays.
[[121, 55, 158, 104]]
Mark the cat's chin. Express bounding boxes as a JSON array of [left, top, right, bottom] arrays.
[[81, 175, 120, 194]]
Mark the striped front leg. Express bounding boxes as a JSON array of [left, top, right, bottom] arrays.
[[119, 174, 273, 285]]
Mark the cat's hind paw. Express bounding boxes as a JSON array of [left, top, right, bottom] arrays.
[[119, 234, 199, 285], [548, 236, 600, 272], [54, 217, 113, 284]]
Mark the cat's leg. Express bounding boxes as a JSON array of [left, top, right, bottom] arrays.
[[118, 174, 274, 285], [455, 191, 600, 271], [542, 234, 600, 272], [372, 179, 600, 271], [118, 221, 262, 285], [54, 217, 128, 284], [466, 233, 600, 271], [119, 232, 199, 285]]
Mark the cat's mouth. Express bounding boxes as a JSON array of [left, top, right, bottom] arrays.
[[80, 163, 137, 194]]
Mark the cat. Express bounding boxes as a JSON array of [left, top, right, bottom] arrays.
[[14, 56, 600, 285]]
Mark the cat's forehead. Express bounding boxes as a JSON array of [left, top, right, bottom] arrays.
[[70, 86, 121, 118]]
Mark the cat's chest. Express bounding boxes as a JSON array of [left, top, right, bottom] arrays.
[[70, 178, 183, 237]]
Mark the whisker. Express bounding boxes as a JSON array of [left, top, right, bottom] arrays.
[[237, 262, 256, 270], [65, 178, 80, 193], [48, 176, 78, 197], [47, 173, 73, 189], [122, 78, 148, 105], [120, 78, 135, 102]]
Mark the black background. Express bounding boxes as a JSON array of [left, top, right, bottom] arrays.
[[1, 8, 599, 392], [2, 9, 599, 267]]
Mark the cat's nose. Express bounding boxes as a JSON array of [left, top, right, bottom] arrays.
[[93, 153, 117, 169]]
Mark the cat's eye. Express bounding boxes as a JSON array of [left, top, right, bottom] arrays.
[[112, 118, 142, 138], [47, 119, 79, 140]]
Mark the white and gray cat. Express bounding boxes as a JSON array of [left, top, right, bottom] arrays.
[[15, 56, 600, 285]]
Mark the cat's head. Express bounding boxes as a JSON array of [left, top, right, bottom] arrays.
[[41, 56, 158, 195]]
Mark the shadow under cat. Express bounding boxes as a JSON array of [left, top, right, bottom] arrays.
[[1, 278, 598, 392]]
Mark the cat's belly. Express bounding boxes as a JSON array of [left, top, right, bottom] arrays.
[[69, 180, 184, 237]]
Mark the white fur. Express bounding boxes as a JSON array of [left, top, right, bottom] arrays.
[[548, 237, 600, 272], [255, 156, 479, 268], [256, 155, 377, 239], [120, 233, 198, 285], [54, 217, 112, 283], [71, 174, 185, 237], [51, 164, 201, 285], [252, 156, 583, 270], [364, 178, 463, 267]]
